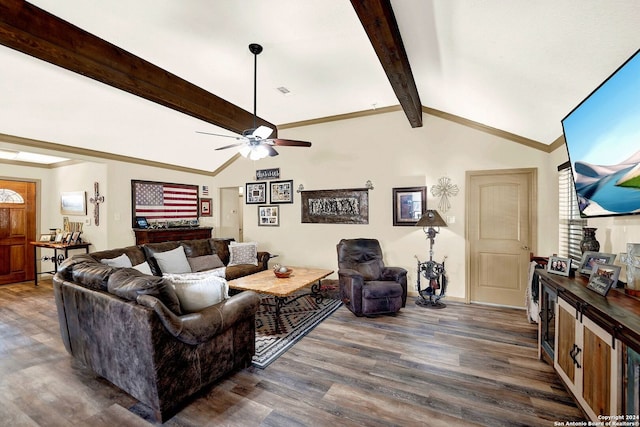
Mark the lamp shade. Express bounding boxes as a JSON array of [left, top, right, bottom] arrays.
[[416, 210, 447, 227]]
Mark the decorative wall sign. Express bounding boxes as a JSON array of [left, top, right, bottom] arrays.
[[301, 188, 369, 224], [256, 168, 280, 180], [431, 176, 458, 213], [392, 186, 426, 226], [245, 182, 267, 204], [270, 180, 293, 204], [60, 191, 87, 215]]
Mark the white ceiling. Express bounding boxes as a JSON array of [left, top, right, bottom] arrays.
[[1, 0, 639, 172]]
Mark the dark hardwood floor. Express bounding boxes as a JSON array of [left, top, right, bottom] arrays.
[[0, 278, 585, 426]]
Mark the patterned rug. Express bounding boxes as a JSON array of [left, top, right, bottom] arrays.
[[253, 285, 342, 369]]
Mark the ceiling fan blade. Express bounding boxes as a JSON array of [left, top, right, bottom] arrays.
[[196, 131, 243, 140], [271, 138, 312, 147], [252, 125, 273, 140], [215, 142, 245, 150]]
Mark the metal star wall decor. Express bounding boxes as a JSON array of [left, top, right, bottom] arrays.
[[431, 177, 458, 213]]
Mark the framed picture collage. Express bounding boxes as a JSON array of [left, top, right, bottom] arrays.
[[246, 179, 293, 227]]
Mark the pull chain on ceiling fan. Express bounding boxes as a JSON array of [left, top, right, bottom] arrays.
[[197, 43, 312, 160]]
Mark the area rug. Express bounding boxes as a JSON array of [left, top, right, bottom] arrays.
[[253, 286, 342, 369]]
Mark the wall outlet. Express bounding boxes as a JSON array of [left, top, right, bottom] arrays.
[[84, 218, 91, 226], [447, 215, 456, 224]]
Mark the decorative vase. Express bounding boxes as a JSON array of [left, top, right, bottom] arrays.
[[580, 227, 600, 253]]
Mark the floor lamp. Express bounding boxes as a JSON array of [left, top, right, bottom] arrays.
[[415, 210, 448, 308]]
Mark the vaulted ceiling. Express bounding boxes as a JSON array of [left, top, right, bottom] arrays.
[[1, 0, 639, 172]]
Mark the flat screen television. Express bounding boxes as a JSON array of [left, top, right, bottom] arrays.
[[561, 48, 640, 218]]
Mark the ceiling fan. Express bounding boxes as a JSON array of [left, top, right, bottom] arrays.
[[197, 43, 312, 160]]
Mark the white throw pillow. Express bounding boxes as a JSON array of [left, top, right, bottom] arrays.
[[228, 241, 258, 266], [163, 270, 229, 313], [100, 253, 133, 268], [132, 261, 153, 275], [154, 246, 191, 274]]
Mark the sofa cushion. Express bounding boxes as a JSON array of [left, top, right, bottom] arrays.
[[228, 242, 258, 266], [71, 262, 117, 292], [100, 253, 133, 268], [89, 246, 147, 266], [153, 246, 191, 274], [180, 239, 213, 258], [188, 254, 225, 272], [163, 270, 229, 313], [107, 268, 182, 315], [142, 241, 181, 276]]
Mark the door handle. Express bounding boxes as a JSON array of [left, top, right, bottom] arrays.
[[521, 245, 530, 250]]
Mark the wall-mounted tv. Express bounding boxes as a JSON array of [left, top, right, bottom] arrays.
[[562, 48, 640, 218]]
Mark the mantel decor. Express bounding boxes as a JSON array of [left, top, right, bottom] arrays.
[[392, 186, 426, 226], [301, 188, 369, 224]]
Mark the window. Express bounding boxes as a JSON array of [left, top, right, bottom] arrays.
[[558, 162, 586, 262], [0, 189, 24, 203]]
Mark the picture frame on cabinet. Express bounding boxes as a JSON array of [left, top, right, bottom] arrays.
[[587, 263, 621, 296], [578, 251, 617, 276], [547, 256, 571, 277]]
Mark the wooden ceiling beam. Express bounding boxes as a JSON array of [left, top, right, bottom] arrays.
[[0, 0, 276, 137], [350, 0, 422, 128]]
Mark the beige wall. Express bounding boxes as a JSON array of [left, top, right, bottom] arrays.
[[213, 110, 559, 300], [4, 108, 638, 298]]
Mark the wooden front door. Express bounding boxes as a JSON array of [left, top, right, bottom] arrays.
[[467, 169, 536, 307], [0, 180, 36, 285]]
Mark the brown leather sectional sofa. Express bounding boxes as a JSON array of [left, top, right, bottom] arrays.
[[52, 238, 270, 422]]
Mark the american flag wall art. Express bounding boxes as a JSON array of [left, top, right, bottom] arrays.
[[132, 180, 199, 225]]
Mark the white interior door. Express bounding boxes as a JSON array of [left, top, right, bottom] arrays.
[[219, 187, 242, 241]]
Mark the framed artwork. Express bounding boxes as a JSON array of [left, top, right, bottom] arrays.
[[246, 182, 267, 204], [60, 191, 87, 215], [587, 263, 621, 296], [578, 251, 617, 276], [270, 180, 293, 204], [301, 188, 369, 224], [39, 234, 52, 242], [200, 198, 212, 217], [131, 180, 198, 227], [547, 256, 571, 277], [258, 205, 279, 226], [392, 186, 427, 226]]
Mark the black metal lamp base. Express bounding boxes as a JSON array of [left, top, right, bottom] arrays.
[[415, 298, 446, 309]]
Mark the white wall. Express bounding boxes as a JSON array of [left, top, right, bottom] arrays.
[[213, 110, 559, 299]]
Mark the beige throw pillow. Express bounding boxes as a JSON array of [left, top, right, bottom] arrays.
[[163, 270, 229, 313]]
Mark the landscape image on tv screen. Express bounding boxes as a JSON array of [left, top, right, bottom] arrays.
[[562, 49, 640, 218]]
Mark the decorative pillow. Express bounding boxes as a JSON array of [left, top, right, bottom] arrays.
[[154, 246, 191, 274], [100, 253, 133, 268], [163, 270, 229, 313], [188, 254, 225, 272], [228, 242, 258, 266], [132, 261, 153, 275]]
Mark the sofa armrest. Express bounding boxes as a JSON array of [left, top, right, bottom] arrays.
[[257, 251, 270, 270], [137, 291, 260, 345], [337, 268, 364, 314], [382, 266, 408, 307]]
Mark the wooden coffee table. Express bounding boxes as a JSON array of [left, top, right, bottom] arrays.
[[228, 267, 333, 333]]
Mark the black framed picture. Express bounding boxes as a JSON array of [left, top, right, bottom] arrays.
[[245, 182, 267, 204], [269, 180, 293, 204], [258, 205, 279, 226], [392, 186, 427, 226]]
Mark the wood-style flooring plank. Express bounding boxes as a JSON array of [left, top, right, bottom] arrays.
[[0, 279, 586, 426]]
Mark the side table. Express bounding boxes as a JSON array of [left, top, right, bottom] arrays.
[[30, 241, 91, 286]]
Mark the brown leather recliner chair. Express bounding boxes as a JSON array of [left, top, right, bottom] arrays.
[[337, 238, 407, 316]]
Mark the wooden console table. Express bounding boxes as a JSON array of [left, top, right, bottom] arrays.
[[537, 269, 640, 420], [30, 241, 91, 286], [133, 227, 213, 245]]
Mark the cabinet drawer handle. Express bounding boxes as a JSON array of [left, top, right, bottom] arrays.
[[570, 344, 582, 369]]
